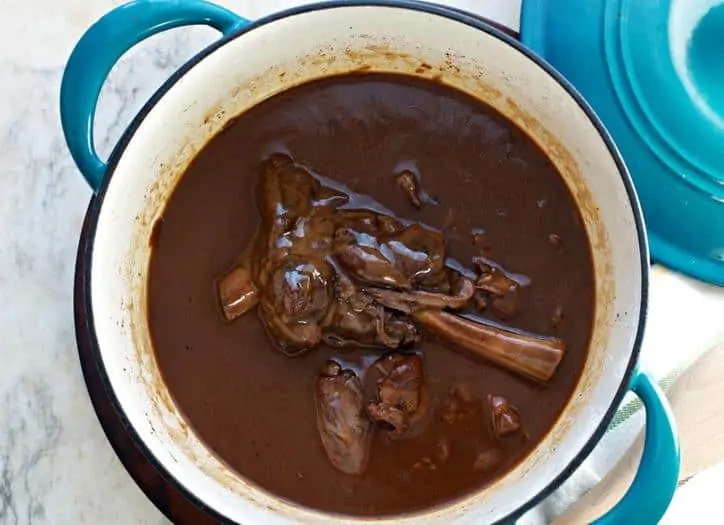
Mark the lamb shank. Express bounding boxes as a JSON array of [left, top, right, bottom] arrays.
[[217, 153, 564, 384]]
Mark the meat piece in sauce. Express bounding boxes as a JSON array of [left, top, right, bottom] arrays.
[[333, 221, 446, 292], [474, 265, 519, 297], [334, 232, 413, 291], [396, 170, 421, 208], [488, 395, 523, 440], [322, 297, 419, 349], [490, 295, 519, 320], [315, 361, 373, 475], [473, 256, 529, 320], [217, 153, 566, 383], [365, 272, 475, 313], [321, 258, 420, 349], [386, 224, 446, 289], [258, 256, 334, 356], [394, 166, 438, 209], [471, 228, 491, 253], [367, 353, 429, 438]]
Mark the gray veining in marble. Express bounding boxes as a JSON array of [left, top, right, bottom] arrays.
[[1, 379, 60, 524]]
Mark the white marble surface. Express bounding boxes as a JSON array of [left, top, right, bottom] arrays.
[[0, 0, 722, 524]]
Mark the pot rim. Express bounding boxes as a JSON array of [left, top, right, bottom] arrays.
[[75, 1, 651, 523]]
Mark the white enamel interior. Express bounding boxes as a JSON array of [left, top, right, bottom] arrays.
[[89, 5, 644, 524]]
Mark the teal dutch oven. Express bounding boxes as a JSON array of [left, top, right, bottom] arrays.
[[60, 1, 680, 523]]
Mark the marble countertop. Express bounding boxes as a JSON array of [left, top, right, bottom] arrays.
[[1, 0, 722, 523]]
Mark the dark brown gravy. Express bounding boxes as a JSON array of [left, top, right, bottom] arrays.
[[148, 73, 595, 516]]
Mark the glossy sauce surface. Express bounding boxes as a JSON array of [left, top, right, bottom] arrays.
[[148, 74, 595, 516]]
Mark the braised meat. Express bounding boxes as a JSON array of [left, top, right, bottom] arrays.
[[217, 154, 565, 382], [366, 353, 429, 438], [488, 395, 523, 440], [315, 361, 373, 475]]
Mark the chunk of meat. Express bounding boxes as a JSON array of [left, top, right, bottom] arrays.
[[259, 303, 323, 357], [322, 297, 377, 347], [473, 291, 488, 312], [333, 222, 447, 292], [397, 170, 422, 208], [257, 154, 319, 224], [259, 256, 334, 356], [488, 395, 523, 439], [322, 297, 419, 349], [374, 307, 420, 349], [491, 294, 518, 320], [315, 361, 373, 475], [269, 257, 332, 324], [387, 224, 446, 286], [366, 353, 428, 437], [473, 254, 528, 288], [472, 256, 529, 320], [475, 267, 519, 297], [365, 276, 474, 313], [471, 228, 490, 252], [334, 239, 412, 290]]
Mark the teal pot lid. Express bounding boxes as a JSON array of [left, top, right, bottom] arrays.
[[521, 0, 724, 286]]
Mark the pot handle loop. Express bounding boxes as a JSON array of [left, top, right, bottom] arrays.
[[593, 371, 680, 524], [60, 0, 248, 192]]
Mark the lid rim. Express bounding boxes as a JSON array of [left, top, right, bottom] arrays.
[[606, 0, 724, 195], [521, 0, 724, 287]]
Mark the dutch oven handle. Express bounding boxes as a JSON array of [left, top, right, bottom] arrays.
[[588, 371, 680, 524], [59, 0, 248, 192]]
